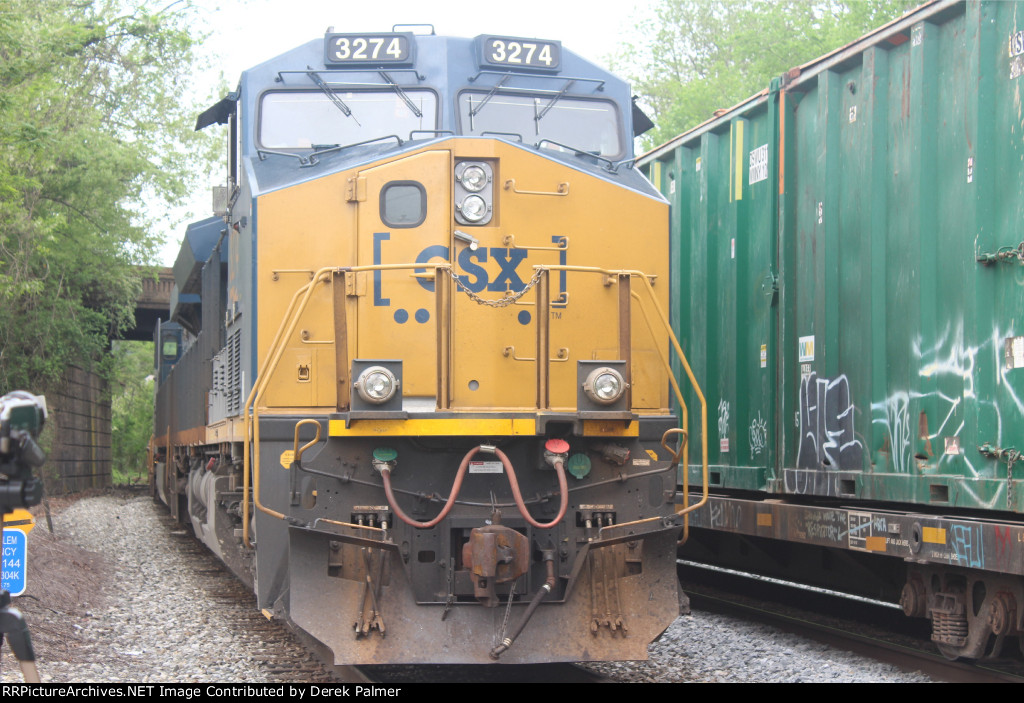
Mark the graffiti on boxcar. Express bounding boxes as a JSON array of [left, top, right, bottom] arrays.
[[718, 399, 730, 452], [875, 392, 913, 474], [872, 388, 967, 475], [994, 525, 1011, 567], [950, 523, 984, 569], [783, 468, 838, 495], [870, 320, 1024, 478], [796, 373, 864, 471], [709, 501, 743, 531], [869, 323, 957, 473], [749, 412, 767, 458], [798, 509, 846, 544]]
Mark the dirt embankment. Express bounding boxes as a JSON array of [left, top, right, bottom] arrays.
[[3, 489, 129, 671]]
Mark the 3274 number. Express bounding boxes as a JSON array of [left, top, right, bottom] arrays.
[[326, 34, 410, 64], [332, 37, 402, 61], [484, 37, 560, 70], [490, 40, 552, 66]]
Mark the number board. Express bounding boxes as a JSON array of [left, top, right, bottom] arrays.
[[479, 36, 561, 71], [324, 33, 414, 66]]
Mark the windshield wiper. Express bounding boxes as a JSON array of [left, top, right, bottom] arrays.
[[306, 69, 361, 126], [378, 71, 422, 118], [307, 134, 405, 163], [469, 74, 510, 119], [536, 138, 617, 171], [535, 79, 576, 123]]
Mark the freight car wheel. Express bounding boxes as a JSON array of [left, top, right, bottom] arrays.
[[935, 643, 965, 662]]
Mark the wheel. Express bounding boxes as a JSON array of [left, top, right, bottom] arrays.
[[936, 643, 964, 661]]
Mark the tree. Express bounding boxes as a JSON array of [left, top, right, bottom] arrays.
[[620, 0, 920, 146], [110, 340, 154, 483], [0, 0, 215, 392]]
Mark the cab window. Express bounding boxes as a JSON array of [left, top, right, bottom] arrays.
[[259, 90, 438, 149], [457, 92, 622, 158]]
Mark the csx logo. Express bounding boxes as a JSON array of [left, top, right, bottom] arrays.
[[373, 234, 566, 317], [414, 244, 529, 293]]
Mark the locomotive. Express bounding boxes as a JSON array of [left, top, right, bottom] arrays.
[[152, 28, 706, 665], [641, 0, 1024, 661]]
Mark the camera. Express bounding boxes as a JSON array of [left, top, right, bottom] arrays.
[[0, 391, 47, 511]]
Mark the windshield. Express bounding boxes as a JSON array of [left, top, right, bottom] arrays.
[[259, 90, 438, 149], [458, 92, 622, 158]]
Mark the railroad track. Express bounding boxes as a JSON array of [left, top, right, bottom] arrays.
[[163, 523, 345, 683], [679, 560, 1024, 684]]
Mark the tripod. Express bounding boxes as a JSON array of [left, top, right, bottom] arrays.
[[0, 579, 39, 682], [0, 391, 47, 683]]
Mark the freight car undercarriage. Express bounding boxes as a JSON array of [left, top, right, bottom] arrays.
[[679, 491, 1024, 660]]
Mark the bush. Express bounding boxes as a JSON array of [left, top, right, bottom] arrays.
[[110, 340, 154, 484]]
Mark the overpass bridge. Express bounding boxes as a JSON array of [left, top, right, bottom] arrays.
[[47, 266, 174, 493], [130, 267, 174, 342]]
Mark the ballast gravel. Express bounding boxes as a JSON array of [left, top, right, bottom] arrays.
[[2, 493, 934, 683], [584, 611, 935, 683]]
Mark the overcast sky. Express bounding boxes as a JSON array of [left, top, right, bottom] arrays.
[[197, 0, 650, 78], [157, 0, 654, 263]]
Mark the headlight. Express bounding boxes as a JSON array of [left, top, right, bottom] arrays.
[[459, 164, 488, 192], [459, 194, 488, 222], [454, 161, 493, 226], [583, 367, 626, 405], [355, 366, 399, 404]]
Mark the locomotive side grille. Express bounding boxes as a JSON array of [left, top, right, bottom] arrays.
[[226, 329, 241, 416], [209, 329, 243, 422]]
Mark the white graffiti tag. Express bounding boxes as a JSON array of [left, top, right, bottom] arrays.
[[749, 412, 767, 457], [796, 373, 864, 470], [718, 399, 730, 439], [871, 319, 1016, 482]]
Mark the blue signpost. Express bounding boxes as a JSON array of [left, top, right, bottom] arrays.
[[2, 528, 27, 597]]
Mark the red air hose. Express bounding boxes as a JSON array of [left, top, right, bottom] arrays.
[[495, 445, 568, 529], [381, 445, 479, 528], [381, 443, 570, 530]]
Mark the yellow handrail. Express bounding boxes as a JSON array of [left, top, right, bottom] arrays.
[[242, 274, 323, 544], [292, 419, 322, 465], [242, 264, 451, 547], [629, 290, 695, 543]]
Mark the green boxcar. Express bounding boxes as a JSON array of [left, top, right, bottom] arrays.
[[642, 0, 1024, 660]]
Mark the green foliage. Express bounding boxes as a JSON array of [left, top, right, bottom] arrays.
[[620, 0, 920, 147], [0, 0, 213, 392], [110, 340, 153, 483]]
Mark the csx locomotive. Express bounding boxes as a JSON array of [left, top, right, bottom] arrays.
[[152, 28, 707, 665]]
